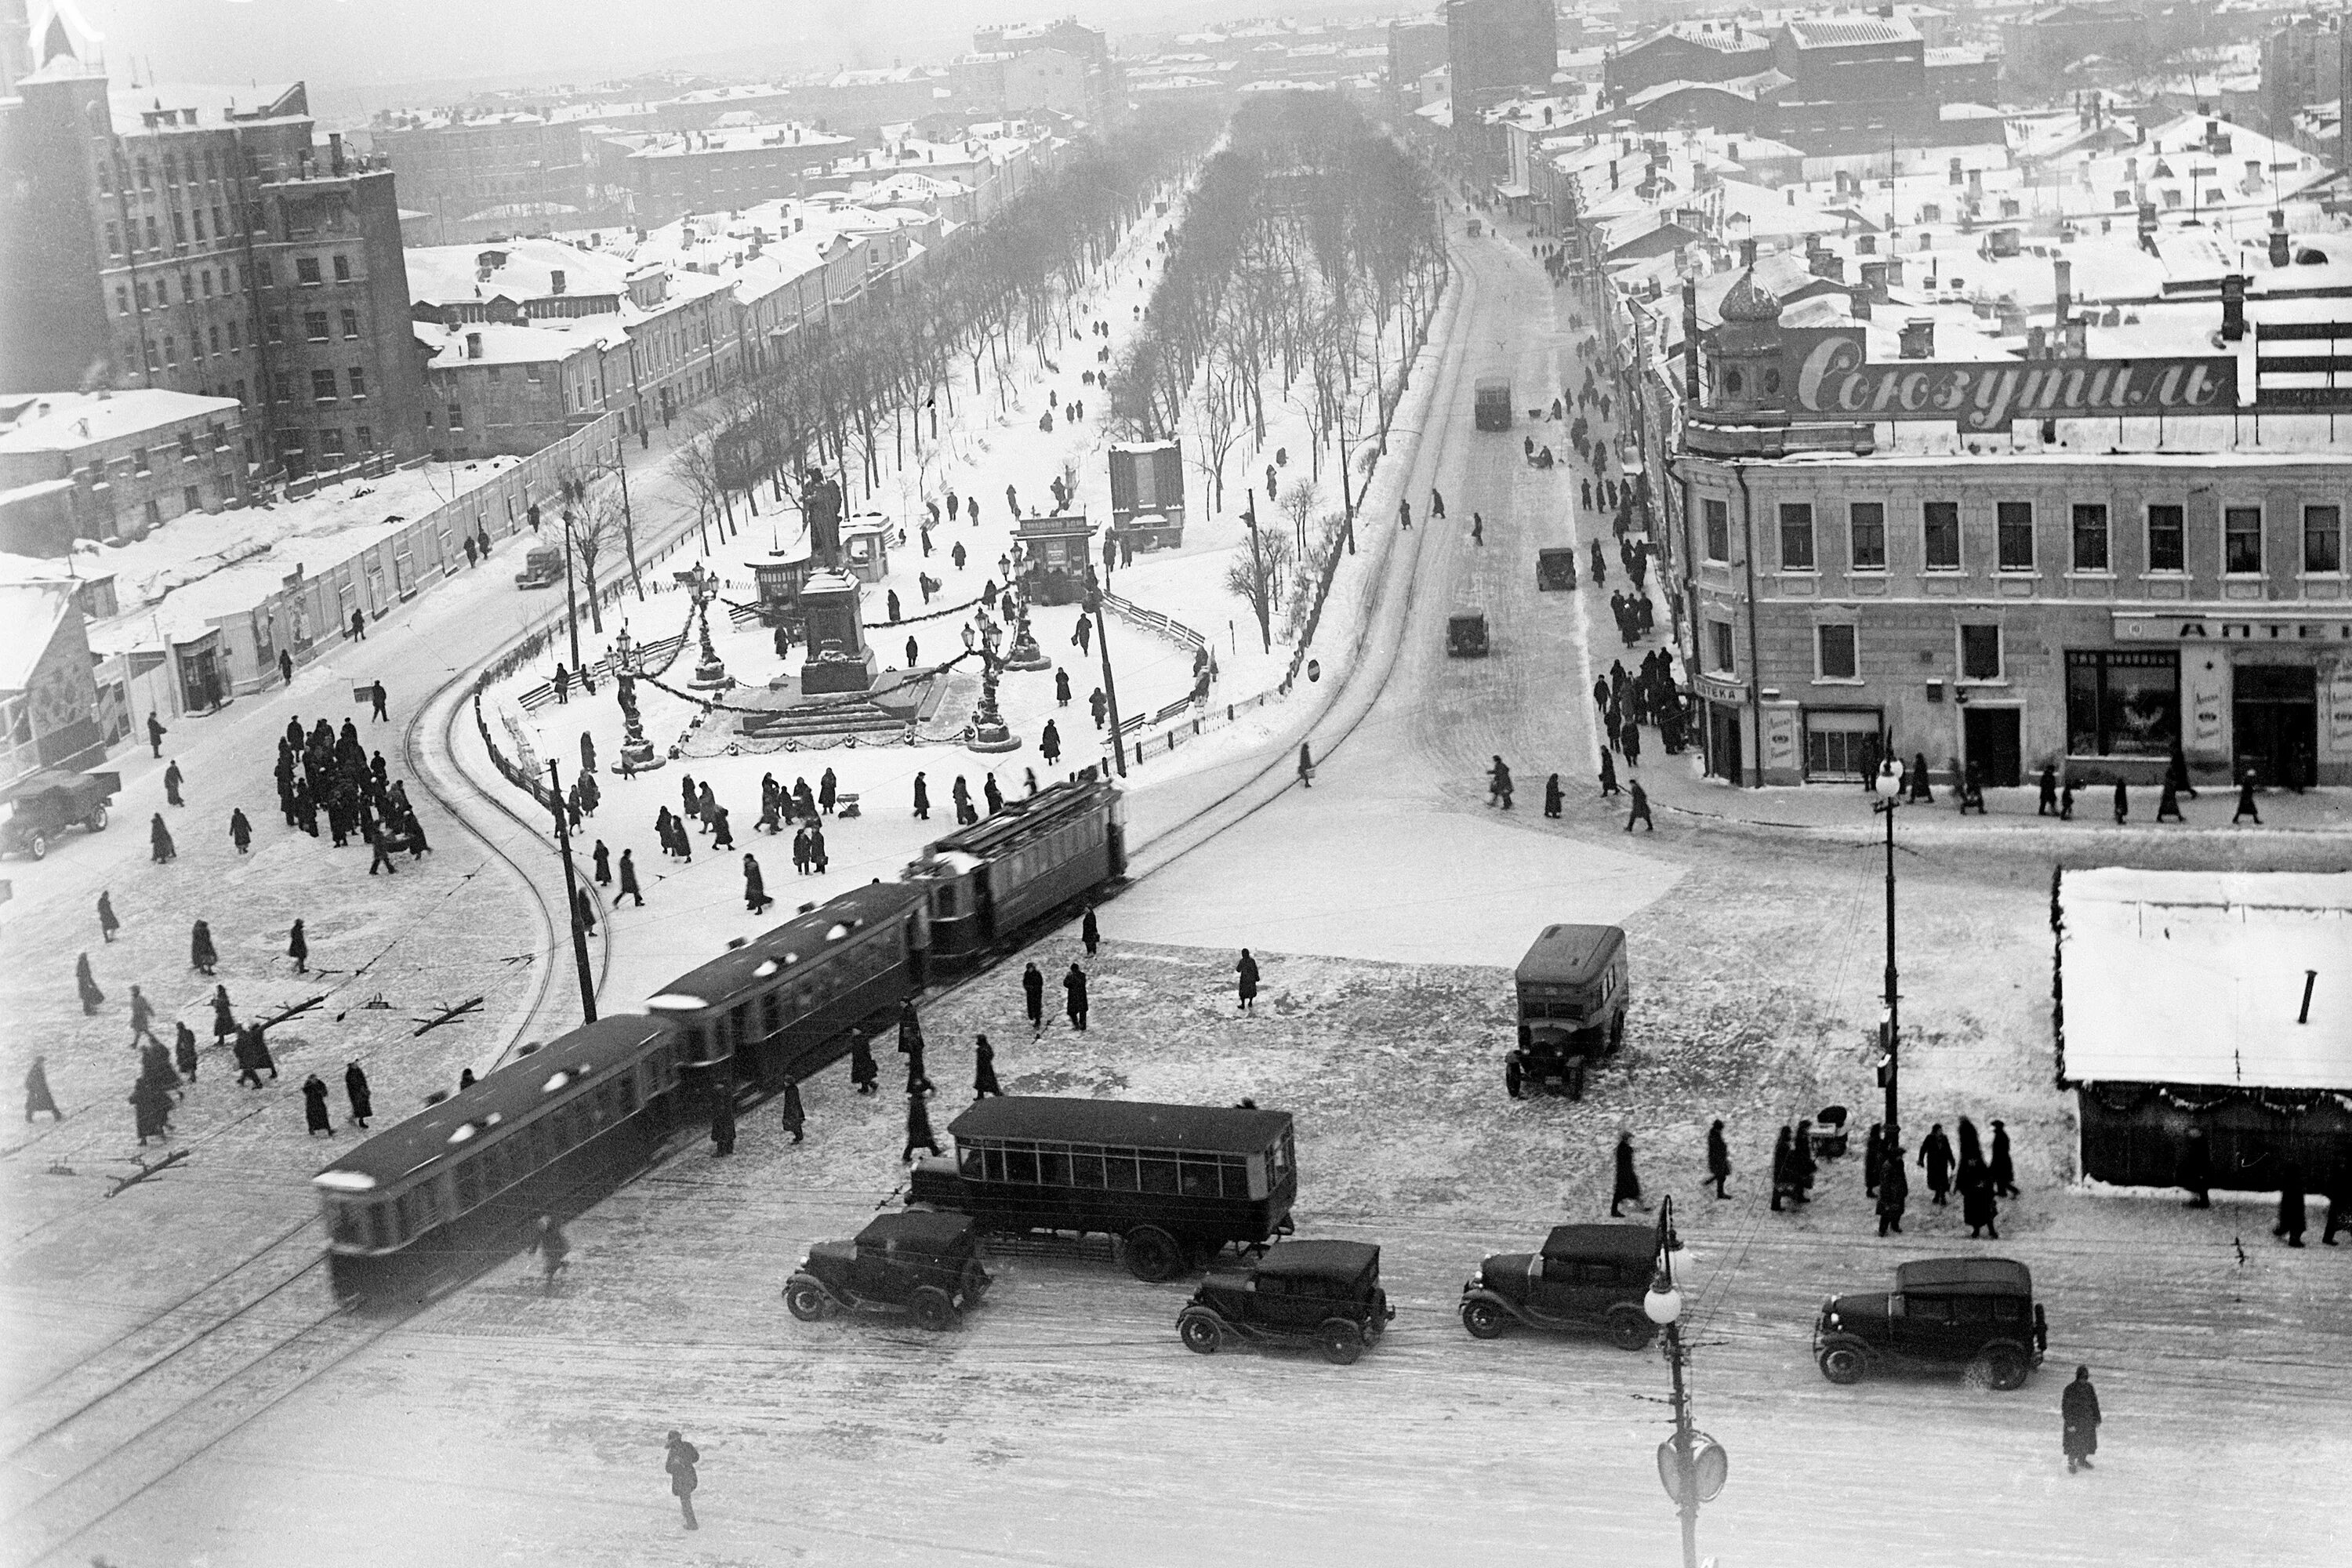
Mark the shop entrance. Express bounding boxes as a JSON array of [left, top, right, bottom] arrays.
[[1962, 707, 2023, 789], [1707, 702, 1743, 784], [2233, 665, 2317, 788]]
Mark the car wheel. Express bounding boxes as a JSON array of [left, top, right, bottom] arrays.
[[1971, 1345, 2030, 1392], [1504, 1059, 1523, 1099], [958, 1260, 987, 1301], [1178, 1312, 1221, 1355], [1818, 1344, 1867, 1385], [87, 804, 108, 833], [1608, 1012, 1624, 1054], [27, 832, 46, 861], [1461, 1299, 1509, 1340], [1606, 1305, 1655, 1352], [783, 1279, 831, 1322], [909, 1286, 955, 1330], [1319, 1319, 1364, 1366], [1121, 1225, 1182, 1283]]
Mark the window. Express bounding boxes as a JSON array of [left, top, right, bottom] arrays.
[[1923, 501, 1960, 569], [1779, 503, 1816, 570], [304, 311, 329, 341], [347, 366, 367, 399], [2070, 503, 2109, 571], [340, 307, 360, 339], [171, 209, 187, 244], [1996, 501, 2034, 570], [114, 285, 130, 315], [1817, 624, 1858, 680], [144, 216, 160, 250], [162, 334, 177, 368], [321, 428, 346, 459], [183, 484, 202, 511], [104, 220, 121, 256], [1708, 619, 1736, 673], [2224, 506, 2263, 574], [332, 253, 351, 281], [209, 325, 221, 354], [1805, 713, 1880, 779], [1849, 502, 1886, 570], [355, 423, 372, 451], [274, 372, 295, 402], [296, 256, 322, 285], [212, 205, 227, 238], [2305, 505, 2343, 574], [1959, 624, 2002, 681], [448, 402, 464, 430], [2146, 504, 2184, 572], [200, 270, 213, 298], [311, 368, 339, 401], [2067, 650, 2179, 757], [180, 430, 197, 459], [256, 259, 273, 287], [265, 311, 283, 342], [191, 207, 205, 241]]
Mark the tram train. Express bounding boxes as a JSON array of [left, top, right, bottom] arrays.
[[314, 770, 1127, 1305]]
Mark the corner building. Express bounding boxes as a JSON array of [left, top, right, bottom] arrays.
[[1675, 261, 2352, 789]]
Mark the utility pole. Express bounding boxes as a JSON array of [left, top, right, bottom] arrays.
[[1242, 493, 1271, 653], [559, 506, 583, 671], [546, 760, 598, 1025], [612, 447, 643, 600], [1873, 794, 1900, 1134], [1644, 1194, 1710, 1568], [1083, 567, 1127, 779]]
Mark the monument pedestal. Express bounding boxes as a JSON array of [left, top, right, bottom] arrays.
[[797, 570, 877, 696]]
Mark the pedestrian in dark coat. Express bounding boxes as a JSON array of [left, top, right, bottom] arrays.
[[98, 891, 120, 943], [2322, 1158, 2351, 1245], [1864, 1123, 1886, 1196], [1023, 961, 1046, 1034], [913, 772, 931, 819], [2037, 765, 2060, 816], [807, 823, 827, 874], [24, 1056, 61, 1122], [128, 985, 160, 1047], [147, 712, 166, 757], [819, 768, 837, 815], [1958, 1156, 2000, 1238], [710, 1098, 737, 1156], [743, 854, 771, 914], [849, 1032, 878, 1094], [593, 840, 611, 884], [2112, 779, 2129, 825], [1598, 749, 1619, 797], [1706, 1120, 1731, 1198], [151, 813, 176, 863], [163, 760, 184, 807], [370, 679, 388, 720], [1064, 964, 1089, 1030], [2061, 1367, 2101, 1472], [2274, 1156, 2307, 1247], [898, 1000, 933, 1093], [1610, 1131, 1646, 1216], [984, 773, 1004, 815], [1056, 668, 1072, 706], [1908, 752, 1933, 803], [1958, 1115, 1982, 1167], [1790, 1120, 1817, 1200], [1081, 904, 1100, 956], [130, 1076, 172, 1144], [345, 1062, 373, 1127], [665, 1431, 701, 1530], [904, 1091, 943, 1161], [76, 951, 104, 1014], [780, 1078, 807, 1142], [2232, 771, 2262, 824], [1040, 720, 1061, 765], [1487, 756, 1513, 808], [1876, 1141, 1909, 1235], [287, 919, 309, 974], [229, 808, 252, 853], [1298, 742, 1314, 787], [1624, 779, 1653, 832], [1990, 1119, 2017, 1196], [301, 1073, 333, 1135], [1919, 1124, 1955, 1203], [791, 826, 811, 875], [191, 920, 219, 975], [974, 1035, 1003, 1098], [174, 1023, 200, 1081], [710, 805, 734, 851], [1236, 949, 1259, 1014], [2157, 777, 2184, 822], [575, 886, 597, 935], [211, 984, 237, 1043], [1543, 773, 1563, 817], [1769, 1125, 1795, 1210], [618, 848, 644, 906], [2175, 1125, 2213, 1207], [232, 1027, 263, 1089]]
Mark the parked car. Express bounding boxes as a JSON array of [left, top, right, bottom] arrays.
[[783, 1212, 992, 1330], [513, 543, 564, 589], [1459, 1223, 1660, 1348], [1, 770, 118, 861], [1813, 1257, 2045, 1392], [1177, 1240, 1393, 1365]]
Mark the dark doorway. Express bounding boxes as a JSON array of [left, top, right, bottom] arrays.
[[1707, 702, 1743, 784], [2232, 665, 2317, 788], [1963, 706, 2023, 789]]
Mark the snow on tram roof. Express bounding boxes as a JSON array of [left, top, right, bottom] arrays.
[[653, 878, 929, 1018]]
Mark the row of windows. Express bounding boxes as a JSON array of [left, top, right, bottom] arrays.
[[997, 815, 1106, 893], [954, 1140, 1257, 1200], [1706, 619, 2005, 684], [684, 926, 910, 1065], [1706, 498, 2348, 577]]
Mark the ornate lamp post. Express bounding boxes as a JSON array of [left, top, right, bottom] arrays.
[[609, 625, 663, 775], [967, 639, 1022, 753], [679, 562, 732, 691], [1872, 793, 1902, 1134], [1645, 1196, 1726, 1568]]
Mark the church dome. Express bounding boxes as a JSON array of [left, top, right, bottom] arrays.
[[1719, 267, 1782, 324]]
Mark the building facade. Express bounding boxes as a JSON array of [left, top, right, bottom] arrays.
[[372, 112, 600, 243], [623, 125, 851, 224], [0, 388, 249, 549], [1446, 0, 1558, 118], [0, 575, 106, 788]]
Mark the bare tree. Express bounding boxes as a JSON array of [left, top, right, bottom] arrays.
[[1225, 522, 1292, 654]]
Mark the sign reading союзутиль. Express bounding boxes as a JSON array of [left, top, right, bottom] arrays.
[[1788, 332, 2239, 432]]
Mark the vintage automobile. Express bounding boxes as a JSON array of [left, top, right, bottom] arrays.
[[1474, 376, 1512, 430], [1447, 608, 1490, 658], [783, 1212, 992, 1330], [1, 770, 118, 861], [1176, 1240, 1393, 1365], [1813, 1257, 2045, 1392], [513, 542, 565, 590], [1459, 1223, 1661, 1348], [1507, 923, 1628, 1098]]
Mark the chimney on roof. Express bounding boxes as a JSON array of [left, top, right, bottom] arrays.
[[466, 332, 483, 359], [1610, 160, 1619, 189], [329, 132, 346, 174], [1899, 317, 1934, 359], [2053, 258, 2072, 323], [2027, 324, 2047, 358], [551, 268, 567, 295], [2221, 273, 2247, 341], [2270, 209, 2291, 268], [1860, 260, 1888, 300]]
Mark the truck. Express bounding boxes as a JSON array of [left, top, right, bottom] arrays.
[[1, 770, 119, 860], [1474, 378, 1512, 432]]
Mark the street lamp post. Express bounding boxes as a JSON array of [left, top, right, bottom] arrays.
[[1083, 568, 1127, 779], [1872, 793, 1902, 1134], [559, 506, 583, 672], [1644, 1195, 1720, 1568]]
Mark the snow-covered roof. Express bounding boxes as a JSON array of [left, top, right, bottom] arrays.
[[0, 390, 239, 454], [2058, 869, 2352, 1091], [0, 582, 74, 691]]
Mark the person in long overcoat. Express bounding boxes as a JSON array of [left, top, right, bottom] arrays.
[[1023, 961, 1046, 1034], [1081, 905, 1100, 957], [229, 808, 252, 854], [743, 854, 771, 914], [1064, 964, 1089, 1030], [1769, 1125, 1795, 1210], [780, 1077, 807, 1142], [1789, 1120, 1817, 1200], [848, 1032, 878, 1095], [1908, 752, 1933, 803], [247, 1022, 278, 1081], [301, 1073, 333, 1136], [1040, 720, 1061, 766], [150, 813, 176, 864], [1957, 1115, 1982, 1168], [98, 891, 120, 943], [1235, 949, 1260, 1014], [131, 1076, 172, 1144], [25, 1056, 62, 1122], [1990, 1119, 2018, 1196], [913, 772, 931, 820], [174, 1022, 201, 1081], [288, 919, 309, 975], [163, 760, 184, 807], [1876, 1140, 1910, 1235], [974, 1035, 1003, 1098], [2274, 1156, 2307, 1247], [791, 826, 811, 876], [1544, 774, 1563, 817], [1706, 1120, 1731, 1198], [345, 1061, 373, 1128], [984, 774, 1004, 815], [75, 952, 103, 1016], [2038, 765, 2060, 816], [1863, 1122, 1887, 1196], [1610, 1131, 1646, 1217], [1487, 756, 1513, 809], [664, 1430, 700, 1531], [710, 1098, 737, 1156], [818, 768, 838, 815], [1958, 1155, 2000, 1239], [709, 805, 734, 851], [2061, 1367, 2102, 1472], [808, 824, 827, 875], [191, 920, 219, 976], [1919, 1123, 1955, 1204], [211, 985, 237, 1043], [904, 1091, 942, 1162], [619, 850, 644, 907], [593, 840, 612, 885], [898, 1001, 933, 1093]]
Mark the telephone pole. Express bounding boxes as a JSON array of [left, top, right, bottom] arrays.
[[547, 760, 599, 1025]]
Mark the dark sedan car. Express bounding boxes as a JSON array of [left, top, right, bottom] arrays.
[[784, 1212, 991, 1331], [1460, 1223, 1660, 1348], [1177, 1240, 1393, 1365], [1813, 1257, 2045, 1392]]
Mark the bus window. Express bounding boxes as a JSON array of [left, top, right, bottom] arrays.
[[1138, 1153, 1179, 1194], [1002, 1143, 1039, 1184], [1102, 1151, 1140, 1191], [1244, 1154, 1269, 1200], [1218, 1155, 1248, 1198], [1177, 1156, 1219, 1197], [1273, 1130, 1296, 1181], [1037, 1146, 1072, 1186], [958, 1144, 983, 1178], [982, 1145, 1005, 1182], [1068, 1146, 1106, 1187]]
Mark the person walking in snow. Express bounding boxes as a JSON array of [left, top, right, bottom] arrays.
[[1298, 742, 1314, 788], [743, 854, 771, 914], [301, 1073, 333, 1136], [849, 1031, 878, 1095], [1428, 488, 1446, 521], [287, 918, 309, 975], [1990, 1120, 2019, 1197], [533, 1215, 572, 1290], [1919, 1123, 1955, 1205], [2061, 1367, 2102, 1474], [163, 760, 184, 808], [191, 920, 219, 976], [150, 813, 176, 864], [973, 1035, 1003, 1098], [98, 891, 120, 944], [1063, 964, 1089, 1031], [1023, 961, 1046, 1035], [24, 1057, 62, 1123], [780, 1077, 807, 1142], [229, 808, 252, 854], [1487, 757, 1513, 809], [1624, 779, 1653, 832], [1876, 1137, 1910, 1235], [1236, 949, 1259, 1014], [904, 1091, 943, 1163], [345, 1061, 373, 1128], [1610, 1131, 1646, 1217]]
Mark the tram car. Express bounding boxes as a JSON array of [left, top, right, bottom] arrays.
[[906, 771, 1125, 964], [314, 1016, 684, 1305], [648, 878, 933, 1097]]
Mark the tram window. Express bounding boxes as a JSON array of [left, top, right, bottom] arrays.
[[1037, 1146, 1071, 1186], [760, 991, 782, 1039], [1102, 1151, 1141, 1191], [1138, 1154, 1180, 1194], [330, 1201, 367, 1247], [366, 1202, 394, 1250], [683, 1025, 711, 1065], [1003, 1145, 1040, 1184], [936, 884, 959, 916], [390, 1191, 419, 1243], [958, 1144, 983, 1178], [1068, 1145, 1106, 1187], [982, 1146, 1005, 1182], [455, 1159, 485, 1213]]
